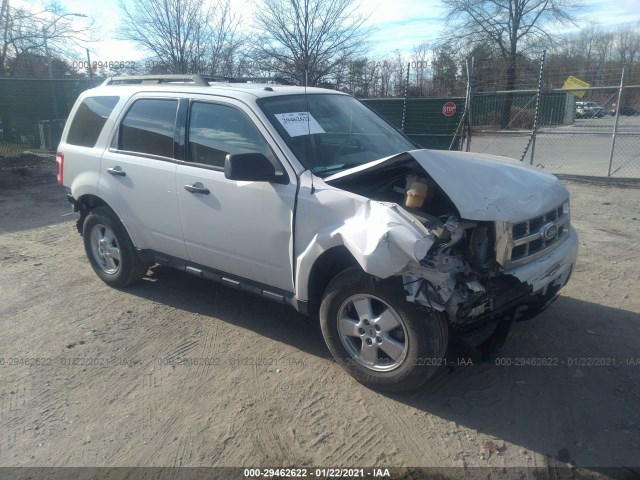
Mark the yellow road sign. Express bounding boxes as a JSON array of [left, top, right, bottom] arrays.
[[563, 76, 590, 98]]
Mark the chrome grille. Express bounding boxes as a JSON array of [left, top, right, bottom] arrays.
[[496, 201, 570, 268]]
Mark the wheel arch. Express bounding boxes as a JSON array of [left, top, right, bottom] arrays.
[[71, 194, 107, 233], [305, 245, 360, 318], [73, 195, 135, 246]]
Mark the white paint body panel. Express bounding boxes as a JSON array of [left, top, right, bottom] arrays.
[[409, 150, 569, 222], [98, 151, 187, 259], [326, 149, 569, 222], [176, 165, 296, 291], [174, 94, 299, 292], [294, 172, 431, 300]]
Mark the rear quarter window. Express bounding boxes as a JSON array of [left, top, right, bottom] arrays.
[[66, 96, 120, 148]]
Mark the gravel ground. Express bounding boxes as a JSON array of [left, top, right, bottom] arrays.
[[0, 154, 639, 478]]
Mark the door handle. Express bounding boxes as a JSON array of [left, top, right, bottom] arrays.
[[107, 167, 126, 177], [184, 183, 210, 195]]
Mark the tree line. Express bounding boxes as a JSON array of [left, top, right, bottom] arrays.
[[0, 0, 638, 99]]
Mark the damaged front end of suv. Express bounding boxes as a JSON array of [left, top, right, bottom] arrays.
[[313, 148, 578, 349], [258, 90, 578, 391]]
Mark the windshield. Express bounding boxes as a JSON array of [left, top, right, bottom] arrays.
[[257, 94, 416, 176]]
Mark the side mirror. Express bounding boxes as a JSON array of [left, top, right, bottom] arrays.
[[224, 153, 287, 184]]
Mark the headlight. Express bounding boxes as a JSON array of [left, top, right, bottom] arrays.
[[562, 200, 570, 217]]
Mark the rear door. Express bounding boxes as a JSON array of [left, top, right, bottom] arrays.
[[99, 95, 187, 259], [175, 98, 297, 292]]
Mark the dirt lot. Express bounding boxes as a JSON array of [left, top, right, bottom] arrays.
[[0, 155, 639, 476]]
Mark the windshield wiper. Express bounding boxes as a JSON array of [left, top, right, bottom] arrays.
[[312, 164, 345, 173], [312, 162, 368, 176]]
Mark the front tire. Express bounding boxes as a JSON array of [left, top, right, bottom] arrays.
[[82, 206, 149, 287], [319, 267, 448, 393]]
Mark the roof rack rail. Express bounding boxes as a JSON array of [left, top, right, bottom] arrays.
[[102, 74, 209, 86], [202, 75, 239, 83], [202, 75, 293, 85]]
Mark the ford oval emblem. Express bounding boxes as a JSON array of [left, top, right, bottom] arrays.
[[541, 223, 558, 241]]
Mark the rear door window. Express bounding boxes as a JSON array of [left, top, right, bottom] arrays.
[[118, 99, 178, 158], [66, 96, 119, 148]]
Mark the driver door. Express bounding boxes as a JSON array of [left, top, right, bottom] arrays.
[[176, 99, 297, 292]]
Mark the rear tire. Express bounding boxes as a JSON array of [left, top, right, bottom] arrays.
[[319, 267, 448, 393], [82, 206, 149, 287]]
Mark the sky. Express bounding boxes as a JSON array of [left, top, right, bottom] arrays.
[[20, 0, 640, 66]]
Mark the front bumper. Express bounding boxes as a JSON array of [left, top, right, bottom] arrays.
[[455, 226, 578, 346], [504, 225, 578, 294]]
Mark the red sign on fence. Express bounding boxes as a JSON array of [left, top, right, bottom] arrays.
[[442, 101, 456, 117]]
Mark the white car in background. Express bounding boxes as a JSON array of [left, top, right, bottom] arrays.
[[576, 101, 605, 118]]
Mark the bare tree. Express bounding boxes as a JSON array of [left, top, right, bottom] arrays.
[[207, 0, 244, 77], [544, 22, 639, 86], [378, 55, 396, 97], [119, 0, 209, 73], [0, 0, 10, 73], [411, 42, 430, 97], [575, 24, 614, 84], [614, 22, 640, 71], [0, 0, 92, 76], [118, 0, 242, 75], [251, 0, 371, 86], [390, 50, 408, 97], [0, 1, 93, 141], [441, 0, 579, 126]]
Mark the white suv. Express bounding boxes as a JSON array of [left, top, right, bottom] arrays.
[[57, 75, 578, 392], [576, 101, 605, 118]]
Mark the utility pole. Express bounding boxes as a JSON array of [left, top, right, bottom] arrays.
[[86, 48, 93, 84], [42, 12, 87, 119], [42, 25, 59, 120], [43, 26, 53, 80]]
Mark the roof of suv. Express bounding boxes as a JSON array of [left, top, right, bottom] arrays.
[[94, 75, 346, 100]]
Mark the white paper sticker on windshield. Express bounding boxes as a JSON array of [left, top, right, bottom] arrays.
[[274, 112, 325, 137]]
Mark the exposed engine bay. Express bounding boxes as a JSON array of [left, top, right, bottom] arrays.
[[325, 158, 557, 337]]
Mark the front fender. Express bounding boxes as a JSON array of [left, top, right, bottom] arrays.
[[294, 179, 433, 300]]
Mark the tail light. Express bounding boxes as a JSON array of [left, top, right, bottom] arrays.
[[56, 152, 64, 185]]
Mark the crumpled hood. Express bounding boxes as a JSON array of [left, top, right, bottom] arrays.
[[325, 149, 569, 222]]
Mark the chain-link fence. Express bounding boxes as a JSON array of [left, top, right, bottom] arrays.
[[0, 78, 95, 157], [461, 58, 640, 179], [363, 97, 464, 150], [1, 73, 638, 179], [467, 84, 640, 178], [0, 77, 464, 155], [363, 61, 640, 179]]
